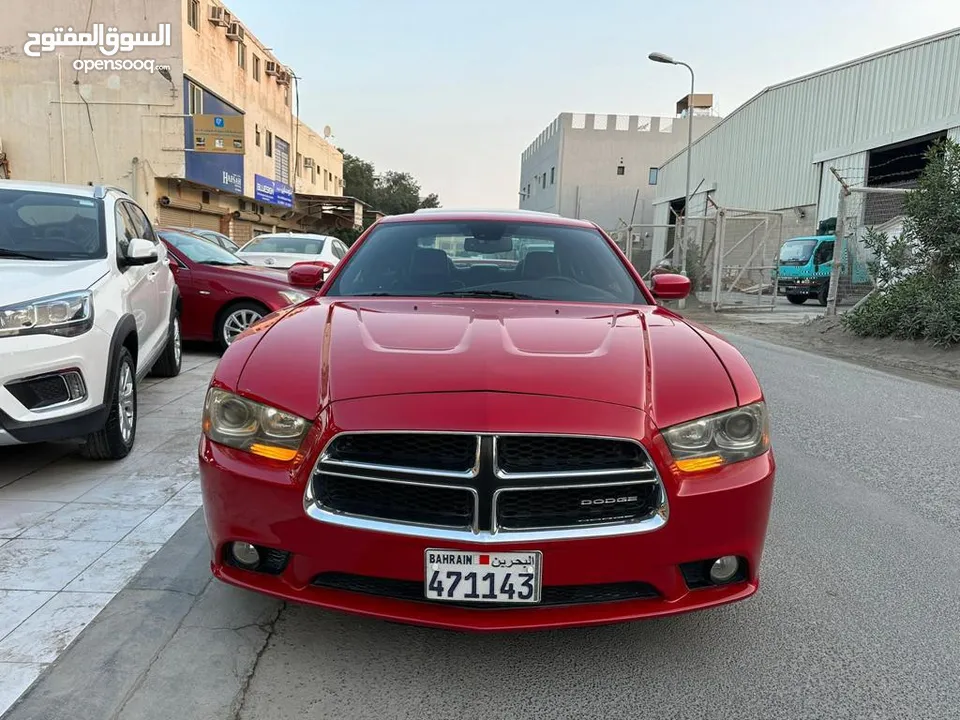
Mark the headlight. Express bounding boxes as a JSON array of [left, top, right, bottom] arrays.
[[661, 401, 770, 472], [278, 289, 311, 305], [202, 388, 311, 462], [0, 291, 94, 338]]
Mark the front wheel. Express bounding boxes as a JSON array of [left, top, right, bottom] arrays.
[[151, 314, 182, 377], [787, 295, 807, 305], [81, 348, 137, 460], [217, 301, 267, 351]]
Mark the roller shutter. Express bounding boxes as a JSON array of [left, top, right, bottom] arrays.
[[156, 207, 223, 232]]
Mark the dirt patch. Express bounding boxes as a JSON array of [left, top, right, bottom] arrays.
[[679, 309, 960, 389]]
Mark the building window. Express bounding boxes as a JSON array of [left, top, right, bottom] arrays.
[[616, 165, 625, 176], [187, 0, 200, 30], [550, 167, 555, 184], [265, 130, 273, 158], [275, 137, 291, 185], [284, 88, 290, 107], [296, 152, 302, 178], [311, 165, 316, 184], [541, 174, 546, 189], [255, 125, 261, 147], [252, 54, 260, 81], [648, 167, 658, 185], [237, 42, 246, 70], [187, 83, 202, 115], [324, 169, 329, 191]]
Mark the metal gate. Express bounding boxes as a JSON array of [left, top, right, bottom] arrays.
[[707, 208, 784, 311], [607, 223, 673, 277], [156, 207, 223, 232]]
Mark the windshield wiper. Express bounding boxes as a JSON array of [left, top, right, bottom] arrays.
[[434, 289, 541, 299], [0, 248, 51, 261]]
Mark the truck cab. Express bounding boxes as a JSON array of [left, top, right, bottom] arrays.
[[775, 234, 840, 306]]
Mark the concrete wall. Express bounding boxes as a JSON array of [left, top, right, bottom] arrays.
[[181, 0, 342, 198], [0, 0, 185, 212], [519, 112, 721, 230]]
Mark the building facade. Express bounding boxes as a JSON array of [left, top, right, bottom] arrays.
[[518, 104, 721, 231], [0, 0, 359, 242], [651, 27, 960, 263]]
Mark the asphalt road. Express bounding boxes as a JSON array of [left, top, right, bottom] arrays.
[[8, 334, 960, 720]]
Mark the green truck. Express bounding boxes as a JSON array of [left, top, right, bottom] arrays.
[[775, 234, 870, 306]]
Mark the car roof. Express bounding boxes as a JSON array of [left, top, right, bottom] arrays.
[[247, 232, 332, 240], [382, 209, 597, 229], [0, 179, 101, 197]]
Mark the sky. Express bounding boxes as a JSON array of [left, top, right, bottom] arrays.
[[226, 0, 960, 208]]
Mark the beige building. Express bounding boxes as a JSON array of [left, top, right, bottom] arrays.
[[0, 0, 361, 242]]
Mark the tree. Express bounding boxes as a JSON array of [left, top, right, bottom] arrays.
[[338, 150, 440, 215], [841, 138, 960, 347]]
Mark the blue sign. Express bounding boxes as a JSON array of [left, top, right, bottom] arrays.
[[253, 174, 294, 208], [214, 116, 225, 127], [186, 151, 243, 195]]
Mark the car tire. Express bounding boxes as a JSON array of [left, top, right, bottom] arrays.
[[217, 300, 268, 351], [787, 295, 807, 305], [81, 347, 137, 460], [150, 314, 182, 378]]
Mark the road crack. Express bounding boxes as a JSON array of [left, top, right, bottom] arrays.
[[230, 601, 286, 720]]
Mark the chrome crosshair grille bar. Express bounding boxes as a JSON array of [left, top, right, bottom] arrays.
[[304, 431, 669, 542]]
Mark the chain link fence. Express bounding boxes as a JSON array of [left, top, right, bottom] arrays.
[[823, 169, 911, 315], [608, 223, 670, 278]]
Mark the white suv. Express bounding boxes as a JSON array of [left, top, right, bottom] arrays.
[[0, 181, 182, 459]]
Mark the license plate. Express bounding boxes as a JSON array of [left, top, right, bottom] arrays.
[[424, 549, 542, 604]]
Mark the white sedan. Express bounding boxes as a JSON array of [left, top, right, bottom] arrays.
[[236, 232, 349, 269]]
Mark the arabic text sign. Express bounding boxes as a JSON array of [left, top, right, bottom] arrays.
[[193, 114, 245, 155], [23, 23, 171, 58], [254, 174, 294, 208]]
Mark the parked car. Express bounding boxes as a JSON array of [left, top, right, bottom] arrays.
[[198, 210, 775, 631], [0, 180, 181, 459], [235, 232, 348, 269], [158, 228, 329, 350], [169, 227, 240, 253]]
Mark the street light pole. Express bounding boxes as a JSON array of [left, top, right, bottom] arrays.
[[649, 52, 695, 279]]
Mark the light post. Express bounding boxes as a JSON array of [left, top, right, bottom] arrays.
[[649, 52, 695, 278]]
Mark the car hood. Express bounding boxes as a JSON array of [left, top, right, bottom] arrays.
[[237, 252, 322, 269], [215, 264, 293, 283], [237, 299, 739, 429], [0, 259, 108, 307]]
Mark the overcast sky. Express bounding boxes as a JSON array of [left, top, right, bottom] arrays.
[[227, 0, 960, 208]]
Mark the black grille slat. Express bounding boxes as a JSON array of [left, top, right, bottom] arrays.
[[326, 434, 477, 472], [316, 473, 473, 528], [497, 483, 661, 530], [496, 436, 646, 474], [6, 376, 70, 410], [312, 572, 659, 608], [313, 433, 661, 532]]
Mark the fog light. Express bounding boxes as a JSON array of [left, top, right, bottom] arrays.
[[231, 541, 260, 567], [709, 555, 739, 584]]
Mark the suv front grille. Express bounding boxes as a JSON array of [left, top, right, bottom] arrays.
[[311, 433, 663, 534]]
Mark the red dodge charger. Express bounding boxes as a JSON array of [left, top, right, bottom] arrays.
[[198, 210, 776, 631]]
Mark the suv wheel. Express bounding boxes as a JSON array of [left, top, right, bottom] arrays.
[[217, 301, 267, 351], [151, 314, 183, 378], [81, 348, 137, 460]]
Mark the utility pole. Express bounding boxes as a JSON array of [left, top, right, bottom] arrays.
[[826, 166, 851, 317]]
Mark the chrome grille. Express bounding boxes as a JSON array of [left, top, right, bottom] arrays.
[[309, 432, 665, 538]]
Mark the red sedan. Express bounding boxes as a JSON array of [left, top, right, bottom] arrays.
[[158, 229, 330, 349], [198, 211, 776, 631]]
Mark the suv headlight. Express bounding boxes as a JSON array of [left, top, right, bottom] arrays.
[[661, 401, 770, 472], [0, 291, 94, 338], [202, 388, 311, 462], [278, 289, 311, 305]]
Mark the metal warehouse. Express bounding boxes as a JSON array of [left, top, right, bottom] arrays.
[[649, 26, 960, 303]]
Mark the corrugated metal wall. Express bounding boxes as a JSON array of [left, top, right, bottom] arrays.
[[656, 29, 960, 212]]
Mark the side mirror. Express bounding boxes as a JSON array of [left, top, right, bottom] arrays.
[[125, 238, 158, 266], [287, 261, 331, 289], [168, 258, 179, 271], [650, 272, 691, 300]]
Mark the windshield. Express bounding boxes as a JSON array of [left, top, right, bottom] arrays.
[[324, 220, 647, 305], [241, 234, 328, 255], [160, 230, 247, 265], [779, 239, 817, 265], [0, 189, 106, 261]]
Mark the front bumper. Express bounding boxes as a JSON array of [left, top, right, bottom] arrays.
[[199, 394, 776, 631], [0, 327, 112, 444]]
